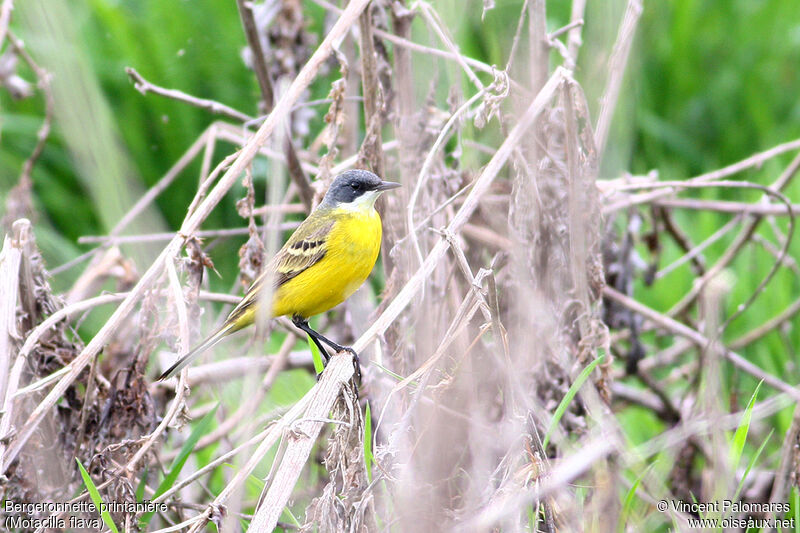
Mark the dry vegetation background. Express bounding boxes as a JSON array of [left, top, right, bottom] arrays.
[[1, 0, 800, 531]]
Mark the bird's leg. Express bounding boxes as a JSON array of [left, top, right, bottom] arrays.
[[292, 316, 361, 382], [292, 316, 331, 363]]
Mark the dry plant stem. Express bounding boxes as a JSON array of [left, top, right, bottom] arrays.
[[635, 392, 792, 460], [563, 81, 592, 340], [0, 0, 12, 50], [767, 408, 800, 526], [528, 0, 548, 92], [213, 122, 320, 176], [214, 119, 400, 177], [0, 0, 373, 474], [391, 290, 481, 392], [156, 351, 312, 388], [504, 0, 529, 73], [199, 122, 217, 182], [78, 223, 300, 245], [0, 221, 30, 463], [658, 206, 706, 275], [603, 138, 800, 213], [185, 376, 319, 533], [15, 291, 237, 399], [603, 286, 800, 401], [614, 179, 796, 329], [753, 233, 800, 275], [235, 0, 273, 108], [313, 0, 496, 77], [0, 227, 24, 404], [416, 1, 483, 91], [250, 203, 307, 216], [357, 5, 386, 178], [565, 0, 586, 68], [474, 393, 789, 530], [407, 88, 487, 266], [126, 67, 253, 122], [655, 198, 800, 216], [9, 31, 54, 185], [352, 68, 568, 355], [249, 355, 355, 531], [185, 150, 240, 218], [152, 425, 274, 507], [462, 222, 514, 251], [594, 0, 642, 156]]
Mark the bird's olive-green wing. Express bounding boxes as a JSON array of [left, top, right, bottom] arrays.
[[271, 214, 334, 288], [224, 214, 334, 322]]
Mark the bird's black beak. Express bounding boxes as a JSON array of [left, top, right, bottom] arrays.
[[377, 181, 402, 191]]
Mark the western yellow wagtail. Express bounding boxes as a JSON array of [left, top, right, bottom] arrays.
[[158, 169, 400, 381]]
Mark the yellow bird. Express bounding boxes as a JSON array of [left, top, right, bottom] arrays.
[[158, 170, 400, 381]]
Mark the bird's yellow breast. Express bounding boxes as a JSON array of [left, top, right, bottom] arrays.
[[271, 207, 382, 319]]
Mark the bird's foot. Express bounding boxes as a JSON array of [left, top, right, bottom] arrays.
[[331, 344, 361, 383]]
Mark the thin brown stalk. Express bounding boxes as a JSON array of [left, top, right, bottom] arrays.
[[126, 67, 254, 122], [9, 31, 54, 188], [78, 223, 300, 245], [655, 197, 800, 216], [235, 0, 273, 109], [565, 0, 586, 67]]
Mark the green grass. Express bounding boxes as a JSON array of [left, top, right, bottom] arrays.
[[76, 459, 120, 533]]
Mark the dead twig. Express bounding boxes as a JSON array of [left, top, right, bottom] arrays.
[[126, 66, 254, 123], [78, 223, 300, 245]]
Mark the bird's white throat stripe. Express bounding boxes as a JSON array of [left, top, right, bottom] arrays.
[[337, 190, 381, 212]]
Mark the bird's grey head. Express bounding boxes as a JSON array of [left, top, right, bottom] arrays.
[[322, 170, 401, 210]]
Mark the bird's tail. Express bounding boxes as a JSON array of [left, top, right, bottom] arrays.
[[158, 323, 235, 381]]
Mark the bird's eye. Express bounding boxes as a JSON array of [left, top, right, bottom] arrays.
[[351, 182, 361, 190]]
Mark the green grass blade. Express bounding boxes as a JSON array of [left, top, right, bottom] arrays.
[[618, 462, 656, 533], [135, 465, 148, 503], [372, 361, 406, 383], [307, 333, 325, 374], [730, 380, 763, 469], [76, 459, 119, 533], [364, 402, 373, 482], [730, 428, 773, 511], [542, 352, 606, 449], [140, 404, 219, 526]]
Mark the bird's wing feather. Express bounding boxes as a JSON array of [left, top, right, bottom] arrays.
[[225, 215, 334, 322]]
